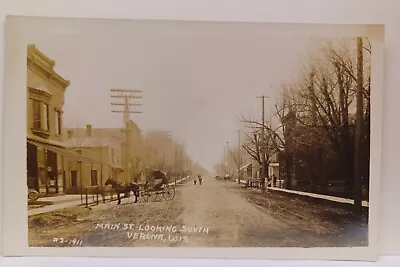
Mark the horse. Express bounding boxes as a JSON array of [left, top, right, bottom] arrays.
[[104, 178, 140, 205]]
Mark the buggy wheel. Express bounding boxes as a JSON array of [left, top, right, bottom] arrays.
[[139, 191, 147, 202], [146, 191, 159, 202], [163, 186, 175, 201], [153, 190, 163, 202], [28, 190, 39, 201], [142, 191, 151, 202]]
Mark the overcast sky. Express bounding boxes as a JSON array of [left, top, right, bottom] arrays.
[[27, 18, 368, 172]]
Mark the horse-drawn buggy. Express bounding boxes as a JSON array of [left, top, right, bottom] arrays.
[[104, 170, 175, 205], [138, 182, 175, 203]]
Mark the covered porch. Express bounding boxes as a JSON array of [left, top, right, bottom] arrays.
[[27, 138, 106, 196]]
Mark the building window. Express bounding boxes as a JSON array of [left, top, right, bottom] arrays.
[[43, 103, 49, 131], [32, 99, 50, 134], [55, 110, 62, 135], [32, 99, 41, 130]]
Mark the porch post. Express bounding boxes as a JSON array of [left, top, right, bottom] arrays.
[[61, 155, 65, 193], [90, 162, 94, 185], [44, 149, 49, 194], [35, 144, 40, 192], [100, 164, 103, 189], [79, 161, 83, 202], [55, 153, 59, 194]]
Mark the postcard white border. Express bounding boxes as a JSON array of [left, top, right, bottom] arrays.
[[1, 16, 384, 261]]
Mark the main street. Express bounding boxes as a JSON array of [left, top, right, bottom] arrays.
[[28, 177, 367, 247]]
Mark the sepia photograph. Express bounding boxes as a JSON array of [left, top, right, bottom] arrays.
[[2, 16, 384, 260]]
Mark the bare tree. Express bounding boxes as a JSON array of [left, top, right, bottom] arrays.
[[141, 130, 199, 177], [278, 37, 371, 198], [239, 119, 283, 183], [225, 144, 248, 174]]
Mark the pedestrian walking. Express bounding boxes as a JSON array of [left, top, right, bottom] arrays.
[[198, 174, 203, 185], [194, 177, 197, 185]]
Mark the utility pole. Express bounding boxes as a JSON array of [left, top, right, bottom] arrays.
[[220, 153, 224, 177], [174, 144, 181, 185], [174, 145, 183, 185], [111, 89, 143, 183], [237, 130, 241, 184], [183, 156, 187, 176], [257, 95, 270, 191], [226, 141, 230, 177], [174, 147, 177, 185], [354, 37, 364, 213], [111, 89, 143, 124]]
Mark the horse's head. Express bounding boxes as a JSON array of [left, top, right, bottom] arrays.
[[105, 178, 114, 186]]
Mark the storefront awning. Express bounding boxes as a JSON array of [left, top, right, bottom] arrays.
[[27, 139, 101, 164]]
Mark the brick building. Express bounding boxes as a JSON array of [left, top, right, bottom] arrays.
[[26, 44, 95, 195]]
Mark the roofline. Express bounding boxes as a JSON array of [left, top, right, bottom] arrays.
[[27, 44, 70, 90]]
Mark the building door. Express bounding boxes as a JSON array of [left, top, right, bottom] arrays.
[[46, 150, 58, 193], [63, 170, 67, 192], [91, 170, 98, 186], [71, 170, 78, 187], [27, 142, 39, 191]]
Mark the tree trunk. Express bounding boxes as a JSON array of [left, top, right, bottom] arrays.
[[309, 69, 317, 125], [285, 153, 292, 190]]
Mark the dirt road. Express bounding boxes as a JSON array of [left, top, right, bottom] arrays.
[[177, 177, 357, 247], [28, 177, 367, 247], [178, 177, 285, 246]]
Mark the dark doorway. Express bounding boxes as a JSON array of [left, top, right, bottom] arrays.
[[71, 170, 78, 187], [27, 142, 39, 191], [62, 170, 66, 192], [91, 170, 98, 186], [46, 150, 58, 193]]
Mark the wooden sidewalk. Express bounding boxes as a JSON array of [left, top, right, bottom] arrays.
[[236, 179, 369, 208], [268, 187, 369, 208]]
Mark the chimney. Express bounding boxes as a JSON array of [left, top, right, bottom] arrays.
[[67, 130, 74, 139], [86, 124, 92, 137]]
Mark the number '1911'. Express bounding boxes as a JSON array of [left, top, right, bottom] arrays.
[[53, 237, 83, 246]]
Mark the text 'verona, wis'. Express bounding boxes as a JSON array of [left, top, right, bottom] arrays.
[[94, 223, 209, 234]]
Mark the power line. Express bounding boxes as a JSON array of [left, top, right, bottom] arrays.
[[110, 89, 143, 125]]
